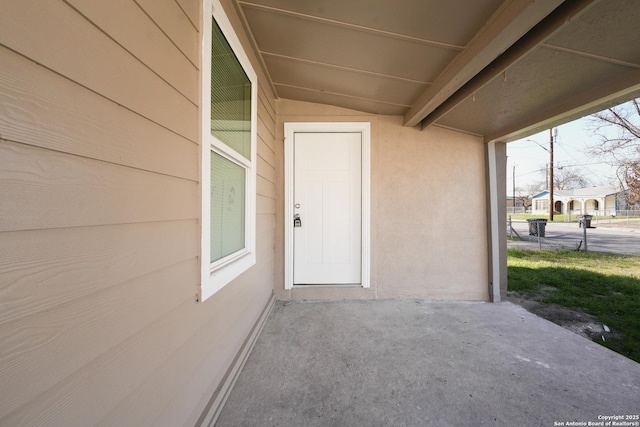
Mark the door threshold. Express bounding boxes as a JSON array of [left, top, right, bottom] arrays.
[[292, 284, 362, 288]]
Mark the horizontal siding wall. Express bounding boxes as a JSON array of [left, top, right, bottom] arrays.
[[0, 0, 276, 426]]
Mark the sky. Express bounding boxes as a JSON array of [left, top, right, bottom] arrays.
[[506, 114, 618, 196]]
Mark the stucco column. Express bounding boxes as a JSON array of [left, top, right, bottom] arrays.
[[485, 141, 507, 302]]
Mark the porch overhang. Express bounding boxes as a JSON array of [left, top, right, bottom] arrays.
[[236, 0, 640, 141]]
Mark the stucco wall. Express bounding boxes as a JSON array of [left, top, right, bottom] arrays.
[[276, 100, 489, 301], [0, 1, 275, 425]]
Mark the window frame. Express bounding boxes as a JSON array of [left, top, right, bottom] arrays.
[[200, 0, 257, 301]]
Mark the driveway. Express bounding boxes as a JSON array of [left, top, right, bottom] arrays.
[[216, 300, 640, 427], [508, 219, 640, 255]]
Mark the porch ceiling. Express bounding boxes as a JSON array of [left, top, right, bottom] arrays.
[[236, 0, 640, 142]]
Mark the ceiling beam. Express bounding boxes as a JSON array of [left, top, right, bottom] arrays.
[[238, 1, 465, 51], [403, 0, 565, 128], [416, 0, 599, 130], [261, 52, 432, 85]]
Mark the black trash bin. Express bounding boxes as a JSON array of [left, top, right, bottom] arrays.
[[527, 218, 547, 236], [579, 215, 593, 228]]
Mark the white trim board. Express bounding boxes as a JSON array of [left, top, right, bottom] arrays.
[[487, 141, 502, 302], [200, 0, 258, 301], [284, 122, 371, 290]]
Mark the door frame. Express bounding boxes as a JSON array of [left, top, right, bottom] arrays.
[[284, 122, 370, 290]]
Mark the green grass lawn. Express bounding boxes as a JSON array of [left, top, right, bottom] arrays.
[[508, 248, 640, 363]]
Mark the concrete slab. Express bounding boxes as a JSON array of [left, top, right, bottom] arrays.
[[216, 300, 640, 427]]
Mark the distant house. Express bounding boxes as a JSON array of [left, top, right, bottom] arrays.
[[531, 186, 627, 216]]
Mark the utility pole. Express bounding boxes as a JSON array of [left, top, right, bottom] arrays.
[[549, 128, 554, 222], [545, 164, 548, 189]]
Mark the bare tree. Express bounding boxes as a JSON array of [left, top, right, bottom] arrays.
[[534, 166, 589, 190], [514, 183, 545, 211], [514, 188, 532, 211], [553, 167, 590, 190], [588, 98, 640, 203], [527, 181, 546, 195]]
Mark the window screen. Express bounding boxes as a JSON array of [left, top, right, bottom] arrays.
[[210, 151, 246, 263], [211, 18, 252, 160]]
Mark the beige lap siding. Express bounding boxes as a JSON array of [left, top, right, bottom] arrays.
[[0, 0, 276, 425]]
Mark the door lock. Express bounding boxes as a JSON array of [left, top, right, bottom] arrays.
[[293, 214, 302, 228]]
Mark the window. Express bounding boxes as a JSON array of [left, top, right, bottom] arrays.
[[536, 200, 549, 211], [201, 0, 257, 301]]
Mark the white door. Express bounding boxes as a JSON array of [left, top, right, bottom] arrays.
[[293, 132, 361, 285]]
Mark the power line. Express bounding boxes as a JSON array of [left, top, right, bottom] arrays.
[[555, 135, 602, 178], [514, 160, 611, 179]]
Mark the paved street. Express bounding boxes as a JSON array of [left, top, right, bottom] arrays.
[[508, 218, 640, 255]]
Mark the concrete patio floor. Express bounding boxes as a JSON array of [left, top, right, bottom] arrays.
[[216, 300, 640, 427]]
